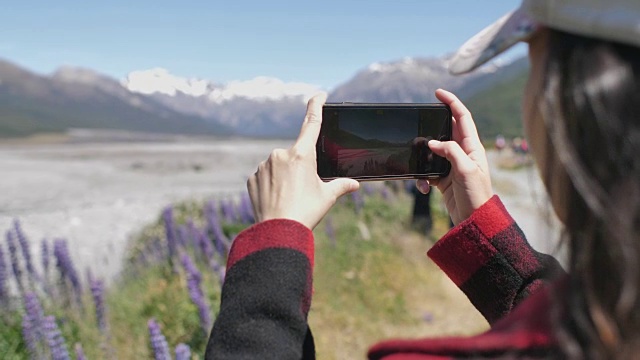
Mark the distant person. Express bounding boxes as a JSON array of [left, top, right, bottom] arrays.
[[206, 0, 640, 358], [495, 134, 506, 151], [410, 186, 433, 236]]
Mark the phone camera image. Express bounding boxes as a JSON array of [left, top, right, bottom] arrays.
[[317, 104, 452, 181]]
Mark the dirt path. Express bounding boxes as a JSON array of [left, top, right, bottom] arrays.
[[487, 150, 567, 265]]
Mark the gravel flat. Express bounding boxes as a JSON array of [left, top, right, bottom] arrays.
[[0, 139, 292, 282]]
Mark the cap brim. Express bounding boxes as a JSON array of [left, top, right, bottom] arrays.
[[448, 8, 540, 75]]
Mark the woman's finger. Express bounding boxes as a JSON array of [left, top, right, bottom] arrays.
[[293, 93, 327, 155], [416, 179, 432, 194], [435, 89, 479, 142], [325, 178, 359, 199], [428, 140, 476, 174]]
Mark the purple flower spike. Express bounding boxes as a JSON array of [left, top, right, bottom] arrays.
[[177, 225, 189, 250], [380, 185, 392, 201], [363, 183, 375, 196], [175, 343, 191, 360], [43, 315, 70, 360], [13, 219, 38, 282], [239, 192, 255, 224], [24, 292, 45, 340], [205, 202, 230, 257], [351, 191, 364, 214], [220, 198, 237, 223], [53, 239, 82, 302], [163, 206, 177, 260], [22, 314, 39, 359], [41, 240, 50, 281], [75, 343, 87, 360], [6, 230, 24, 292], [197, 230, 214, 264], [187, 220, 200, 251], [148, 318, 171, 360], [89, 275, 108, 333], [0, 244, 8, 302], [181, 253, 212, 332]]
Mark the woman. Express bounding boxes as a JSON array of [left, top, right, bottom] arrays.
[[206, 0, 640, 358]]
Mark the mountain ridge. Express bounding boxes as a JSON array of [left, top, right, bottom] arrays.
[[0, 55, 529, 139]]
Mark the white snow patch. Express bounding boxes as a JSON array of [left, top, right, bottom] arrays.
[[124, 68, 210, 97], [207, 76, 322, 103]]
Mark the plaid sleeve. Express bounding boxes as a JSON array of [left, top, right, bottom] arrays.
[[427, 195, 565, 325], [205, 219, 316, 359]]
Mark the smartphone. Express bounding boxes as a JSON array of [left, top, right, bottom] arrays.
[[316, 103, 452, 181]]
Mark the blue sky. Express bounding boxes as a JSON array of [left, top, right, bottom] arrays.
[[0, 0, 523, 89]]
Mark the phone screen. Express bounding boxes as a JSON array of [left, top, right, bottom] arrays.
[[317, 104, 451, 180]]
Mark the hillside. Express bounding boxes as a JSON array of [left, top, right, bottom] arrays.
[[0, 56, 530, 140], [464, 68, 529, 140], [0, 185, 488, 359], [0, 60, 232, 138]]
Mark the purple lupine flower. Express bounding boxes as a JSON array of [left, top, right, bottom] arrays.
[[198, 229, 225, 286], [23, 292, 46, 358], [197, 229, 214, 264], [89, 274, 108, 333], [380, 185, 392, 201], [239, 192, 255, 224], [53, 239, 82, 302], [0, 244, 8, 302], [325, 216, 336, 247], [187, 220, 201, 252], [13, 219, 38, 282], [162, 206, 177, 260], [22, 314, 39, 359], [41, 239, 50, 281], [6, 230, 24, 292], [362, 183, 375, 196], [43, 315, 70, 360], [24, 292, 45, 341], [147, 237, 165, 264], [175, 343, 191, 360], [75, 343, 87, 360], [351, 191, 364, 214], [220, 198, 238, 223], [403, 180, 414, 194], [180, 253, 212, 332], [199, 230, 225, 285], [177, 225, 189, 250], [148, 318, 171, 360], [205, 202, 230, 257]]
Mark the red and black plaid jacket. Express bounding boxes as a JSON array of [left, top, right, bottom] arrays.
[[205, 195, 566, 359]]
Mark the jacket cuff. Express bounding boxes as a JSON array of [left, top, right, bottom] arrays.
[[226, 219, 315, 271], [427, 195, 514, 286]]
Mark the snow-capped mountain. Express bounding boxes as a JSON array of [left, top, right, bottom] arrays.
[[0, 54, 528, 139], [329, 55, 527, 103], [121, 69, 324, 136], [123, 68, 322, 103]]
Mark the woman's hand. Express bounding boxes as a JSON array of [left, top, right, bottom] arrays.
[[417, 89, 493, 225], [247, 93, 360, 230]]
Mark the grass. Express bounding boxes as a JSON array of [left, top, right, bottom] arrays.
[[2, 184, 489, 359]]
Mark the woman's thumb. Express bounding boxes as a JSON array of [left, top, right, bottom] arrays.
[[326, 178, 360, 199]]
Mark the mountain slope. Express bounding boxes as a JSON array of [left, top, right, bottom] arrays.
[[0, 60, 232, 138], [465, 68, 529, 140], [328, 57, 528, 103]]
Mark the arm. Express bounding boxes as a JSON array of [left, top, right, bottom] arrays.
[[428, 195, 565, 325], [206, 94, 359, 358], [205, 219, 316, 359]]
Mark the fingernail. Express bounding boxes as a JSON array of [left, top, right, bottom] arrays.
[[417, 181, 430, 194]]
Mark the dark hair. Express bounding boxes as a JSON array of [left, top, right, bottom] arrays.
[[539, 30, 640, 358]]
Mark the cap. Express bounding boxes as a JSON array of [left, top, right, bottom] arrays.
[[449, 0, 640, 75]]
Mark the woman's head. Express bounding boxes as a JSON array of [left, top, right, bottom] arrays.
[[449, 1, 640, 357], [524, 29, 640, 358]]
